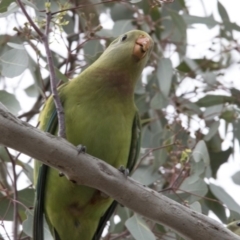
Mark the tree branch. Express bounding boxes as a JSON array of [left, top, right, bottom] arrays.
[[0, 104, 239, 240], [16, 0, 66, 138]]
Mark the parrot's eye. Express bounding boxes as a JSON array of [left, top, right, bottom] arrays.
[[121, 34, 127, 42]]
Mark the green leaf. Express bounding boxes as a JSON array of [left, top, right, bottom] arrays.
[[110, 3, 134, 21], [204, 121, 220, 141], [178, 98, 202, 115], [182, 14, 217, 29], [206, 133, 222, 152], [24, 84, 39, 98], [0, 0, 14, 13], [0, 90, 21, 115], [7, 42, 25, 49], [232, 171, 240, 185], [208, 148, 232, 178], [54, 67, 69, 83], [204, 189, 227, 223], [157, 58, 173, 97], [196, 95, 234, 107], [180, 176, 208, 203], [233, 120, 240, 143], [0, 145, 10, 162], [192, 140, 210, 166], [204, 104, 224, 120], [220, 109, 236, 122], [0, 188, 34, 221], [210, 183, 240, 213], [132, 165, 161, 186], [167, 9, 187, 55], [0, 48, 29, 77], [22, 209, 53, 239], [217, 1, 230, 22], [0, 1, 18, 17], [82, 39, 103, 65], [21, 0, 38, 10], [125, 214, 156, 240], [204, 71, 217, 85], [177, 58, 222, 76], [190, 201, 202, 213], [150, 92, 168, 109], [135, 93, 148, 114], [17, 159, 34, 183], [112, 20, 133, 37], [62, 14, 75, 35]]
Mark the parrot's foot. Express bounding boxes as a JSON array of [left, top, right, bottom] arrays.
[[118, 165, 129, 176], [76, 144, 87, 155]]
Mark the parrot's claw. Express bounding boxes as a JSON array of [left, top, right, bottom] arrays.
[[118, 166, 129, 176], [76, 144, 87, 155], [59, 172, 64, 177]]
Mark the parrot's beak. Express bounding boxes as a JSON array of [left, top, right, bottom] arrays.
[[133, 35, 151, 60]]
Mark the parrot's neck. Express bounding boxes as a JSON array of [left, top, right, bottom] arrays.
[[74, 64, 139, 99]]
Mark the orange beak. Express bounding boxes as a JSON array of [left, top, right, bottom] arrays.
[[133, 35, 151, 60]]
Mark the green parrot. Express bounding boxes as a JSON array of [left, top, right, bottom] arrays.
[[34, 30, 153, 240], [227, 221, 240, 236]]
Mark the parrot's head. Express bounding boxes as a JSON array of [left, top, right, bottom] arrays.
[[106, 30, 153, 62], [95, 30, 154, 85]]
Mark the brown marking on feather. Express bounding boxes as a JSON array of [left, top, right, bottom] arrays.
[[95, 68, 134, 96], [68, 191, 109, 215]]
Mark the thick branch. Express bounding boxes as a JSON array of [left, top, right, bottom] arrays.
[[0, 104, 239, 240]]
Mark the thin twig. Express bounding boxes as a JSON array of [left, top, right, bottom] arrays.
[[16, 0, 44, 37], [43, 10, 66, 137], [133, 142, 176, 172], [50, 0, 125, 16], [16, 0, 66, 137], [6, 148, 18, 240]]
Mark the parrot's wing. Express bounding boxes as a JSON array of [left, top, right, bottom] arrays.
[[92, 112, 141, 240], [33, 105, 59, 240], [126, 112, 141, 172]]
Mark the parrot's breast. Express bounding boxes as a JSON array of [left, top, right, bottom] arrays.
[[44, 87, 136, 239]]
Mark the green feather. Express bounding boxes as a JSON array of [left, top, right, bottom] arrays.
[[34, 30, 153, 240]]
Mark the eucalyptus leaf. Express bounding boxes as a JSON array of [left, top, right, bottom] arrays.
[[180, 177, 208, 203], [192, 140, 210, 166], [183, 14, 217, 29], [125, 214, 156, 240], [0, 0, 14, 13], [196, 95, 234, 107], [232, 171, 240, 185], [210, 183, 240, 213], [157, 58, 173, 97], [0, 48, 29, 77], [0, 90, 21, 115], [112, 20, 133, 37], [204, 121, 220, 141]]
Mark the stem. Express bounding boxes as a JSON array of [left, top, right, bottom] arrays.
[[6, 148, 18, 240], [42, 11, 66, 138], [16, 0, 44, 38], [17, 0, 66, 138]]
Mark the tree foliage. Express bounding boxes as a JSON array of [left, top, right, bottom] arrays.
[[0, 0, 240, 239]]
